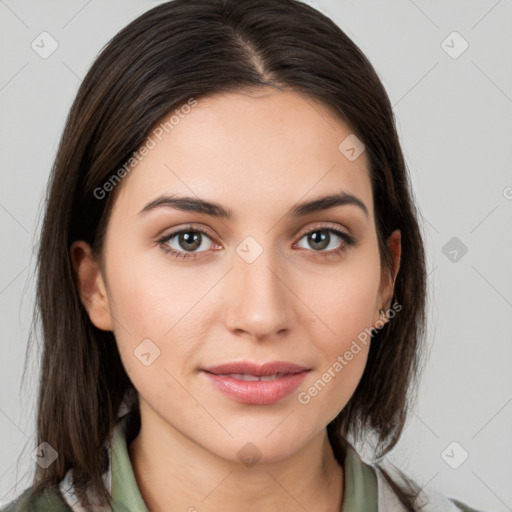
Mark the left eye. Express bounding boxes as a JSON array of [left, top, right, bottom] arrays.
[[296, 228, 353, 252]]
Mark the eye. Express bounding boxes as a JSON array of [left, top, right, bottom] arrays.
[[295, 226, 355, 255], [157, 226, 218, 260], [157, 224, 356, 261]]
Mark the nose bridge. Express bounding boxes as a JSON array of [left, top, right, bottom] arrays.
[[224, 236, 293, 339]]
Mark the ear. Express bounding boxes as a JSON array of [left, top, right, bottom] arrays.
[[376, 229, 401, 320], [70, 241, 114, 331]]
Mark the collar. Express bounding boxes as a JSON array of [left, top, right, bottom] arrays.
[[60, 411, 378, 511]]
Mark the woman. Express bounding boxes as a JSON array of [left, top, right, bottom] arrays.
[[3, 0, 483, 510]]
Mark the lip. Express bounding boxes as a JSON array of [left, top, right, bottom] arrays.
[[202, 361, 309, 376], [201, 361, 311, 405]]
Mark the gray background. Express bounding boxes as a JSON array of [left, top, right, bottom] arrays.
[[1, 0, 511, 510]]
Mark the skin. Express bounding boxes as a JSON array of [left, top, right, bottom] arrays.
[[72, 87, 401, 512]]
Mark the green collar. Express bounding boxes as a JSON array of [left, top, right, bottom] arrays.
[[110, 415, 150, 512], [341, 444, 378, 511]]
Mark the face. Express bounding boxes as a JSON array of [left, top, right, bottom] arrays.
[[72, 87, 400, 464]]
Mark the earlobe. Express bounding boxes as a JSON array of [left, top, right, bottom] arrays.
[[70, 241, 114, 331]]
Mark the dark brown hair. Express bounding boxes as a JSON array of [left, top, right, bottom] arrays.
[[23, 0, 427, 508]]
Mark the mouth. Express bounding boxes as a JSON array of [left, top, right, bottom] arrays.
[[200, 361, 311, 405]]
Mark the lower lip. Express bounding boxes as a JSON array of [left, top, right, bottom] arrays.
[[201, 371, 309, 405]]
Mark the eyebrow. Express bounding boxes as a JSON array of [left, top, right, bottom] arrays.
[[138, 191, 369, 219]]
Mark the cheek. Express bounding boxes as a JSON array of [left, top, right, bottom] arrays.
[[103, 241, 218, 386], [297, 319, 372, 426], [105, 241, 212, 338], [293, 252, 380, 416], [297, 252, 381, 347]]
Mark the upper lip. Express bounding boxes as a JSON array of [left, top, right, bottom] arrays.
[[201, 361, 310, 376]]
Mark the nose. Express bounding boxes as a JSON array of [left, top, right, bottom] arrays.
[[222, 243, 295, 341]]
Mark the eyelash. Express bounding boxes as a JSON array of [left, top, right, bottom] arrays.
[[156, 224, 356, 261]]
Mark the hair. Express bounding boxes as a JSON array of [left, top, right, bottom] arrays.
[[23, 0, 427, 509]]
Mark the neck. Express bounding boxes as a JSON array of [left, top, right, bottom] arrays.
[[128, 404, 344, 512]]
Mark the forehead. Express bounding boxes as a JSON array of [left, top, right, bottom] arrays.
[[110, 88, 373, 221]]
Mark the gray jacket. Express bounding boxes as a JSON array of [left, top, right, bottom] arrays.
[[376, 468, 482, 512]]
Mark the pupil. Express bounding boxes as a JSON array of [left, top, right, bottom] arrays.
[[309, 231, 329, 250], [180, 232, 201, 251]]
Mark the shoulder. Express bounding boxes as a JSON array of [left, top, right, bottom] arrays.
[[374, 465, 486, 512], [449, 498, 487, 512], [1, 486, 71, 512]]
